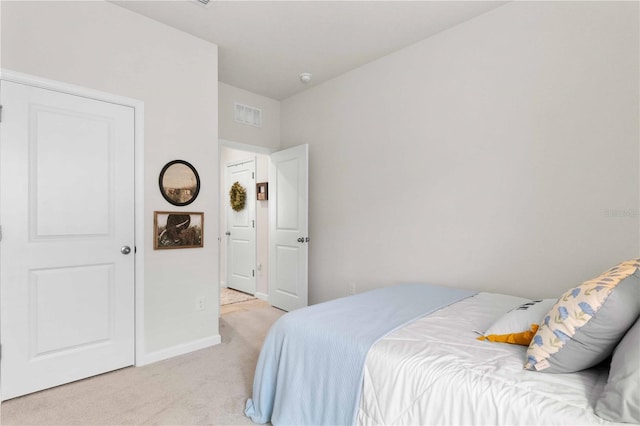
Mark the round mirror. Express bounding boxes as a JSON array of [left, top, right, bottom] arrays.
[[158, 160, 200, 206]]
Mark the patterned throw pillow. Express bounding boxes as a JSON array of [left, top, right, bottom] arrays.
[[524, 259, 640, 373]]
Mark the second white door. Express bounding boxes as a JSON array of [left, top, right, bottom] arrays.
[[225, 159, 256, 295], [269, 144, 308, 312]]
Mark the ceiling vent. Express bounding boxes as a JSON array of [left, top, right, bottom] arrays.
[[234, 103, 262, 128]]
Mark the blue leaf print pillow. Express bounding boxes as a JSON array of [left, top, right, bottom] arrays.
[[524, 259, 640, 373]]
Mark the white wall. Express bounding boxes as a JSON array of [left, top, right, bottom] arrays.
[[281, 1, 639, 302], [2, 1, 220, 358], [219, 82, 281, 150]]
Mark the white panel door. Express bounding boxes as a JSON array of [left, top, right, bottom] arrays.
[[225, 159, 256, 295], [0, 80, 135, 400], [269, 144, 308, 312]]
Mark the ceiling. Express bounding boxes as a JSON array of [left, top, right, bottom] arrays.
[[113, 1, 507, 100]]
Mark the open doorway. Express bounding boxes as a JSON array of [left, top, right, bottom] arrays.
[[219, 140, 309, 314], [219, 140, 271, 313]]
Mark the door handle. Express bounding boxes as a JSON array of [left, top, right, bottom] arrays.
[[297, 237, 304, 243], [121, 246, 131, 255], [225, 231, 231, 236]]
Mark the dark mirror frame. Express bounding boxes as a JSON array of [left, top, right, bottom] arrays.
[[158, 160, 201, 206]]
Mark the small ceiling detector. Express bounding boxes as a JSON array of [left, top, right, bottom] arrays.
[[299, 73, 313, 84]]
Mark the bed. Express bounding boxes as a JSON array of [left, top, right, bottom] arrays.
[[245, 262, 640, 426], [358, 292, 609, 425]]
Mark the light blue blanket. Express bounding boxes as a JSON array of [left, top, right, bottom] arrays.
[[244, 283, 476, 425]]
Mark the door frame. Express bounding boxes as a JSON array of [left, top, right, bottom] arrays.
[[0, 70, 146, 374]]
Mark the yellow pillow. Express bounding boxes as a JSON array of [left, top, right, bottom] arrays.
[[477, 324, 539, 345]]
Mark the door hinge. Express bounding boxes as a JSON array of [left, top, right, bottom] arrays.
[[252, 270, 255, 277], [252, 220, 255, 228], [0, 105, 3, 123], [252, 172, 255, 179]]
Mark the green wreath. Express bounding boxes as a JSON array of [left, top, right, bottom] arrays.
[[229, 181, 247, 212]]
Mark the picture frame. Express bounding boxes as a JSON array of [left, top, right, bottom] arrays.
[[154, 211, 204, 249], [158, 160, 200, 206], [256, 182, 268, 200]]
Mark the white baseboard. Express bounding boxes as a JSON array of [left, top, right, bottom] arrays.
[[136, 334, 222, 366], [220, 281, 227, 288], [255, 292, 268, 301]]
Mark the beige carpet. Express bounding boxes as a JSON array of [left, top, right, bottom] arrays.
[[0, 300, 284, 425], [221, 288, 256, 306]]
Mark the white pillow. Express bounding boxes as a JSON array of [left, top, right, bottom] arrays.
[[482, 299, 556, 338]]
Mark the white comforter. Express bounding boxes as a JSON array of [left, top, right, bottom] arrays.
[[358, 292, 612, 425]]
